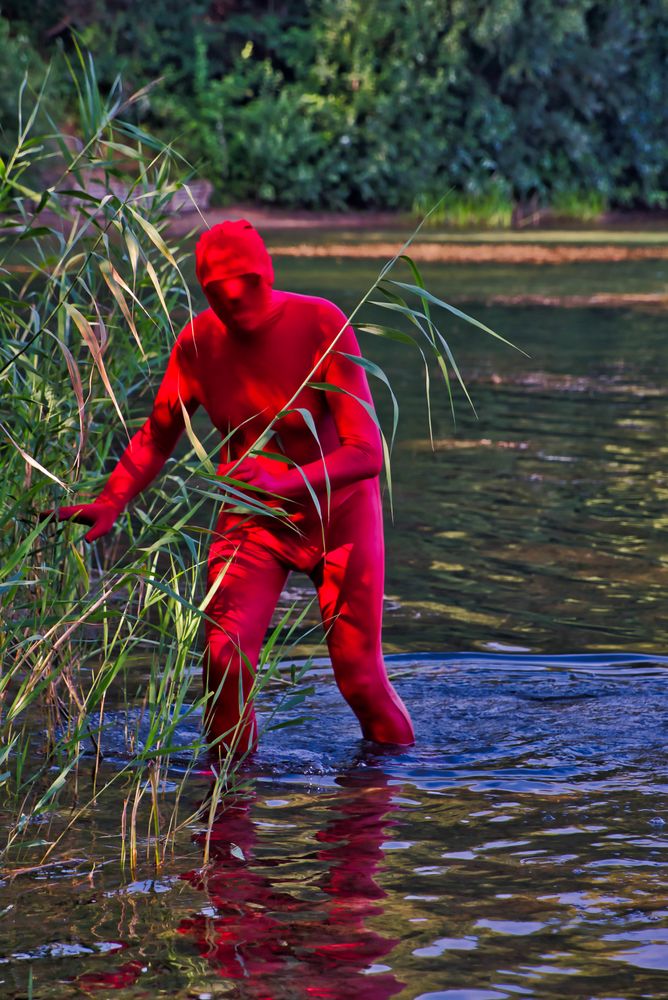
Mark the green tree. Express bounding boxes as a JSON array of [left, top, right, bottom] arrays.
[[2, 0, 667, 211]]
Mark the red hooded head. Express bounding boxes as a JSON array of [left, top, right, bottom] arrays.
[[195, 220, 274, 289]]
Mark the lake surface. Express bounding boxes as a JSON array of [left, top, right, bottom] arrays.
[[278, 253, 668, 659], [3, 248, 668, 998]]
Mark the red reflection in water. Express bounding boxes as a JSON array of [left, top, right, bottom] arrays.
[[68, 774, 403, 997], [178, 773, 404, 998], [72, 953, 145, 991]]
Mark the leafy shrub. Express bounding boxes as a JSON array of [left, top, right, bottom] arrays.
[[2, 0, 668, 211]]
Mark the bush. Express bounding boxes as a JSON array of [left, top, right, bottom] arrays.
[[0, 16, 62, 162], [2, 0, 668, 212]]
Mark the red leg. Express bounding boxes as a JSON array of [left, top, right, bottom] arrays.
[[205, 529, 289, 754], [313, 484, 414, 745]]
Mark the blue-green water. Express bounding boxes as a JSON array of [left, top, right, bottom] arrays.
[[278, 257, 668, 659], [3, 253, 668, 999]]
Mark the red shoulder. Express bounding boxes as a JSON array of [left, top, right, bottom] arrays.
[[277, 290, 347, 330], [174, 308, 218, 364], [312, 296, 349, 333]]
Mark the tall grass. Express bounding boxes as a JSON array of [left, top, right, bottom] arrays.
[[551, 189, 608, 222], [413, 181, 514, 228], [0, 48, 519, 870]]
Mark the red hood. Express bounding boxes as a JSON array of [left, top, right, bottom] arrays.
[[195, 219, 274, 288]]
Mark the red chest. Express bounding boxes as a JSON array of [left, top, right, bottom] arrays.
[[193, 318, 329, 439]]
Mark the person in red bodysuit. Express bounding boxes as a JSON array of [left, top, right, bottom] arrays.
[[54, 220, 415, 753]]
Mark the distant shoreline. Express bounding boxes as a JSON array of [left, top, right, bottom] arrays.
[[168, 202, 668, 243], [167, 204, 668, 269], [263, 242, 668, 265]]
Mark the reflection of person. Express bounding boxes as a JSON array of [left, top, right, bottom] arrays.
[[177, 775, 405, 999], [70, 774, 405, 997], [53, 220, 414, 752]]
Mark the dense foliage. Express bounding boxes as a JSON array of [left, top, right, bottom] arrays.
[[2, 0, 668, 213]]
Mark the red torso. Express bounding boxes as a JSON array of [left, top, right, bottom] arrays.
[[176, 291, 347, 468]]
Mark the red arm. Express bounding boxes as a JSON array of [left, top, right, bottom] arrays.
[[286, 321, 382, 497], [57, 327, 198, 540], [98, 334, 198, 509]]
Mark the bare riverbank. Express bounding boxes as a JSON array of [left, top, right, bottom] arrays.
[[167, 204, 668, 279]]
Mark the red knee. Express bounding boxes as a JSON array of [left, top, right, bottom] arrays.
[[205, 630, 256, 694]]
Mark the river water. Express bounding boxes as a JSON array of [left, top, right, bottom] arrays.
[[3, 250, 668, 998]]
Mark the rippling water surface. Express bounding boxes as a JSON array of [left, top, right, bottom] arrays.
[[3, 255, 668, 999]]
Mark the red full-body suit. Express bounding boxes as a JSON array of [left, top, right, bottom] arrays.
[[56, 221, 414, 752]]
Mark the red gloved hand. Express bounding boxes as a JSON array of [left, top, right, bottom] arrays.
[[41, 500, 121, 543], [218, 458, 285, 500], [217, 456, 299, 506]]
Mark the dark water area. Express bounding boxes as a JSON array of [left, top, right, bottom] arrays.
[[5, 654, 668, 999], [4, 255, 668, 998]]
